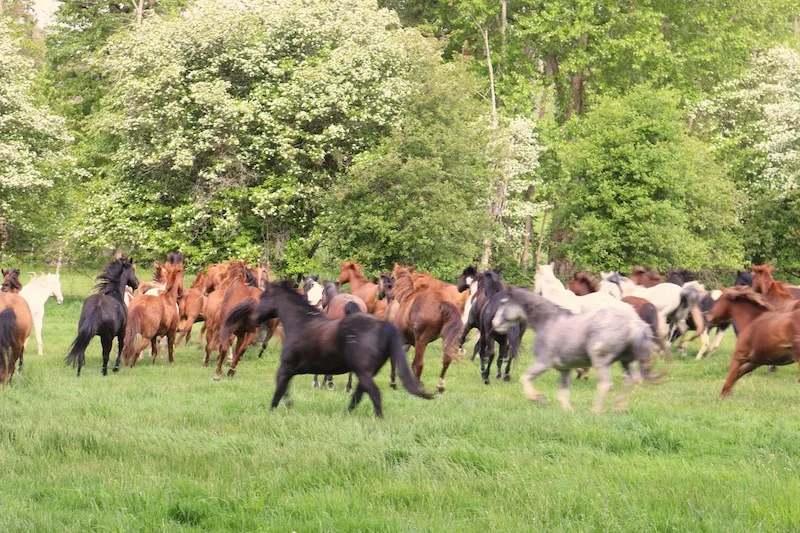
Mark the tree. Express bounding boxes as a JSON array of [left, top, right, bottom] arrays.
[[320, 59, 490, 278], [550, 86, 742, 271], [0, 21, 70, 257]]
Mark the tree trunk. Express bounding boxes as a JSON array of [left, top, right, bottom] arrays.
[[565, 34, 588, 119], [497, 0, 507, 79], [114, 245, 123, 259], [519, 185, 536, 267], [483, 27, 498, 129], [479, 25, 499, 269], [0, 216, 7, 261], [135, 0, 144, 26]]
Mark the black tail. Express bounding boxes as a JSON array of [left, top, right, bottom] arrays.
[[640, 302, 669, 354], [220, 299, 258, 345], [66, 305, 100, 368], [0, 309, 17, 374], [439, 301, 464, 361], [385, 323, 434, 400], [507, 322, 526, 361], [344, 302, 361, 315]]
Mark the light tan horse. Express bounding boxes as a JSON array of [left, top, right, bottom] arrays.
[[122, 261, 184, 366]]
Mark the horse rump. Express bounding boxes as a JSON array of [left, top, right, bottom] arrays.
[[221, 298, 259, 340], [0, 309, 17, 376], [383, 322, 434, 400]]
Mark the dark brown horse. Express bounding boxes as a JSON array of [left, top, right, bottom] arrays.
[[385, 266, 462, 392], [630, 267, 665, 288], [122, 261, 184, 366], [567, 271, 599, 296], [707, 286, 800, 397], [337, 262, 387, 318], [0, 269, 32, 383]]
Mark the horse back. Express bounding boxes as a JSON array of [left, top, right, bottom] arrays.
[[0, 293, 33, 337]]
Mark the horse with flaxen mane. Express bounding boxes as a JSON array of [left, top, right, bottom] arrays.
[[384, 267, 463, 392], [122, 260, 183, 366], [138, 261, 167, 295], [214, 261, 264, 380], [66, 258, 139, 376], [223, 281, 434, 417], [0, 268, 32, 383], [337, 262, 387, 318], [706, 286, 800, 397]]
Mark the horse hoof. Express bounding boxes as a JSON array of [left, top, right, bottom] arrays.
[[503, 374, 511, 382], [227, 368, 235, 377], [483, 378, 490, 385], [345, 386, 352, 393], [458, 347, 466, 356], [390, 382, 397, 390], [437, 386, 445, 394], [112, 367, 119, 374], [102, 370, 108, 376], [496, 372, 502, 379], [327, 382, 335, 391], [213, 374, 221, 381]]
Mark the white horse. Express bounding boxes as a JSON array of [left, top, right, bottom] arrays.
[[599, 272, 707, 355], [20, 272, 64, 356], [534, 264, 630, 315]]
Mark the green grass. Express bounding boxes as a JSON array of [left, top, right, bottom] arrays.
[[2, 267, 800, 531]]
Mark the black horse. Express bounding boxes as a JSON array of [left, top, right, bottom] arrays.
[[457, 266, 485, 361], [224, 281, 433, 417], [66, 258, 140, 376]]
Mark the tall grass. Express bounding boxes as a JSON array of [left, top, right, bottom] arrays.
[[1, 269, 799, 531]]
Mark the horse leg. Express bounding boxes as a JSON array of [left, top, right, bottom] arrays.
[[472, 338, 481, 361], [720, 352, 755, 398], [312, 375, 320, 388], [257, 325, 273, 358], [496, 338, 508, 379], [412, 341, 427, 381], [150, 337, 159, 364], [590, 361, 613, 413], [198, 322, 206, 347], [708, 328, 726, 356], [614, 361, 635, 412], [325, 374, 334, 390], [14, 345, 23, 379], [557, 370, 574, 412], [35, 317, 43, 356], [131, 337, 149, 367], [353, 372, 383, 418], [228, 331, 255, 377], [100, 335, 112, 376], [437, 353, 452, 393], [346, 372, 354, 393], [166, 330, 176, 363], [389, 357, 397, 390], [271, 362, 293, 409], [520, 360, 551, 403], [113, 332, 124, 373], [481, 335, 495, 385], [694, 327, 711, 360], [348, 382, 365, 411], [177, 317, 194, 346]]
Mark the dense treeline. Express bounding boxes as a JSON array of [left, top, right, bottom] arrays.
[[0, 0, 798, 279]]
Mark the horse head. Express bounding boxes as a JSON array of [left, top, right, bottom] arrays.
[[377, 273, 394, 301], [751, 264, 775, 294], [1, 269, 22, 293], [457, 266, 479, 293], [491, 291, 527, 334], [43, 273, 64, 304]]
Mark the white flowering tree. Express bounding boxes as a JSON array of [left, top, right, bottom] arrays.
[[74, 0, 426, 266], [0, 21, 70, 256]]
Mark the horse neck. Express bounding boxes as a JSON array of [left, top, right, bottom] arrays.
[[727, 300, 769, 332], [276, 293, 322, 335], [347, 269, 370, 290], [20, 283, 50, 306], [163, 272, 183, 300], [523, 293, 564, 330]]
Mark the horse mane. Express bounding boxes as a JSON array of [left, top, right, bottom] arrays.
[[412, 272, 447, 292], [484, 270, 503, 297], [273, 281, 322, 314], [244, 269, 258, 287], [95, 258, 134, 295], [167, 251, 184, 264], [190, 271, 206, 290], [752, 263, 792, 297], [572, 271, 598, 293], [461, 266, 478, 279], [722, 286, 776, 311], [392, 268, 417, 304], [631, 266, 664, 283]]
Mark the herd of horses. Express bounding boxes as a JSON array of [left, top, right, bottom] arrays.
[[0, 256, 799, 416]]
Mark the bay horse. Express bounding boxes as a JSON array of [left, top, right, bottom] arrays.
[[176, 271, 207, 346], [20, 272, 64, 356], [122, 260, 183, 366], [0, 269, 33, 383], [385, 267, 463, 392], [214, 262, 264, 380], [492, 288, 657, 412], [223, 281, 434, 417], [337, 262, 387, 318], [66, 258, 140, 376], [706, 286, 800, 398]]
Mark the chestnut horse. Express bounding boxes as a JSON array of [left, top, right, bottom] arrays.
[[138, 260, 167, 295], [214, 262, 263, 380], [400, 264, 469, 313], [204, 262, 230, 294], [630, 267, 665, 288], [66, 258, 140, 376], [0, 269, 32, 383], [337, 262, 387, 318], [122, 261, 184, 366], [707, 286, 800, 397], [177, 271, 207, 346], [751, 264, 800, 311], [385, 267, 462, 392]]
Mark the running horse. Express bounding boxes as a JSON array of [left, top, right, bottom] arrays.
[[177, 271, 207, 346], [337, 262, 387, 318], [706, 286, 800, 397], [20, 272, 64, 356], [384, 266, 463, 392], [0, 269, 33, 383], [122, 260, 184, 366], [751, 264, 800, 311], [66, 258, 139, 376]]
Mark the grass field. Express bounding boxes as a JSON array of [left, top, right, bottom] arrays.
[[1, 267, 800, 531]]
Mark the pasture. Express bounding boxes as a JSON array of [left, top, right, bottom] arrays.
[[1, 268, 800, 531]]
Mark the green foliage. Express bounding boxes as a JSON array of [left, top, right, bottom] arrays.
[[321, 60, 489, 278], [551, 86, 743, 271]]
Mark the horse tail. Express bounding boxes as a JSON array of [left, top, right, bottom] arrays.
[[385, 322, 434, 400], [122, 305, 145, 366], [634, 318, 665, 383], [639, 302, 668, 355], [344, 301, 361, 315], [439, 301, 464, 361], [220, 299, 257, 345], [507, 322, 526, 361], [0, 309, 17, 374], [66, 305, 100, 368]]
